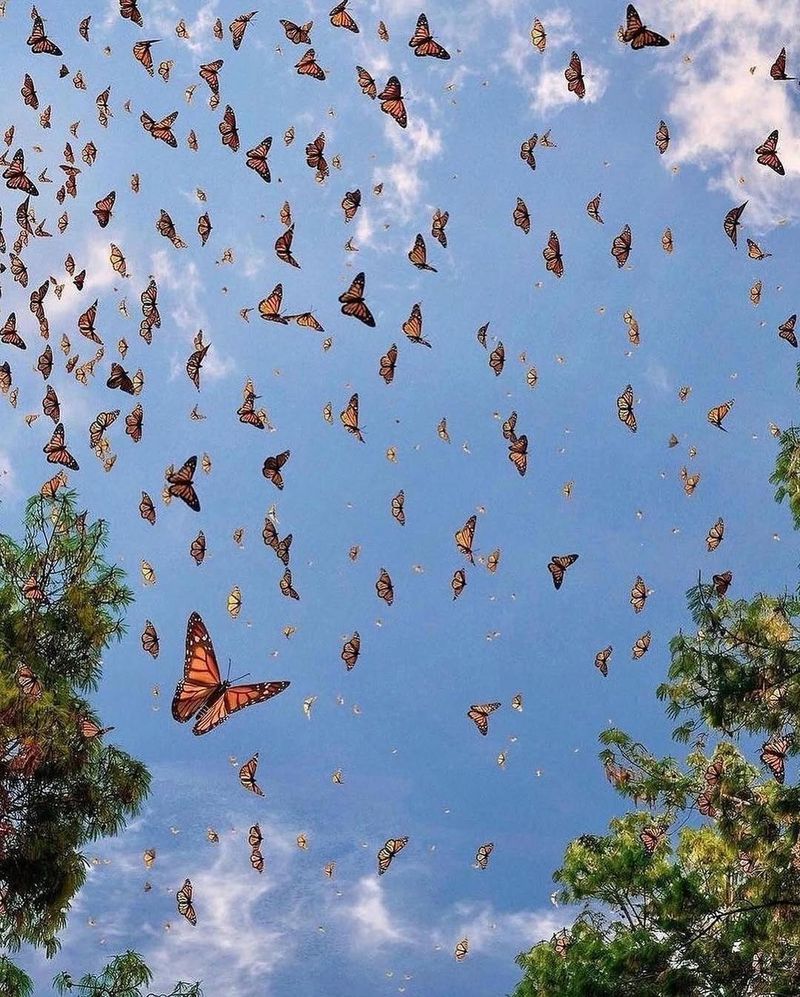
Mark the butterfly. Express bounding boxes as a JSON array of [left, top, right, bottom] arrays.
[[514, 198, 531, 234], [409, 13, 449, 58], [755, 130, 784, 175], [356, 65, 377, 99], [376, 568, 394, 605], [380, 344, 397, 384], [166, 456, 200, 511], [0, 314, 24, 350], [93, 191, 115, 229], [281, 19, 313, 44], [586, 193, 604, 224], [339, 273, 375, 326], [661, 227, 674, 254], [199, 59, 223, 97], [630, 576, 648, 613], [342, 189, 361, 222], [779, 315, 798, 348], [230, 10, 257, 50], [617, 384, 637, 432], [28, 12, 62, 56], [140, 111, 179, 147], [259, 284, 289, 324], [639, 824, 666, 856], [139, 491, 156, 526], [249, 825, 264, 873], [377, 836, 408, 874], [173, 613, 289, 736], [341, 632, 361, 670], [655, 120, 670, 154], [611, 224, 632, 267], [3, 148, 38, 195], [402, 303, 431, 347], [520, 134, 537, 171], [621, 5, 669, 48], [42, 386, 59, 422], [474, 842, 494, 870], [565, 51, 585, 99], [275, 227, 300, 268], [133, 40, 159, 76], [632, 631, 651, 659], [79, 717, 115, 740], [454, 938, 469, 961], [305, 132, 329, 182], [467, 701, 500, 736], [120, 0, 144, 26], [89, 410, 120, 450], [548, 554, 579, 590], [378, 77, 407, 128], [681, 466, 700, 495], [330, 0, 358, 32], [451, 569, 467, 600], [239, 753, 264, 796], [43, 423, 79, 470], [455, 515, 476, 563], [530, 17, 546, 51], [295, 48, 326, 81], [595, 646, 612, 677], [339, 392, 365, 442], [176, 879, 196, 925], [707, 399, 734, 431], [21, 73, 38, 109], [279, 568, 300, 600], [141, 621, 160, 659], [429, 210, 450, 251], [706, 518, 725, 551], [197, 213, 212, 246], [761, 735, 792, 783], [489, 342, 505, 376], [770, 47, 795, 81], [263, 451, 290, 490], [190, 531, 206, 566], [125, 404, 143, 443], [156, 210, 187, 249], [508, 436, 528, 476], [486, 549, 501, 574], [543, 231, 564, 277], [747, 239, 771, 261], [107, 363, 136, 395], [408, 234, 437, 272], [391, 491, 405, 526], [712, 571, 732, 597], [219, 105, 240, 152]]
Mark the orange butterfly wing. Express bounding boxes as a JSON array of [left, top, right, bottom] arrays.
[[172, 613, 222, 723]]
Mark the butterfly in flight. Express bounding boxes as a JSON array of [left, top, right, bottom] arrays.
[[166, 456, 200, 511], [621, 5, 670, 48], [548, 554, 579, 590], [172, 613, 289, 736]]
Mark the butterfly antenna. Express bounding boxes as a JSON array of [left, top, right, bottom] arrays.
[[230, 671, 251, 685]]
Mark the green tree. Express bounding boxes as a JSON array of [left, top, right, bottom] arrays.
[[1, 951, 202, 997], [0, 490, 150, 955], [513, 444, 800, 996]]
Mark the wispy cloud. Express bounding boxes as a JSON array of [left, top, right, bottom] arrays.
[[378, 116, 443, 219], [335, 876, 411, 947]]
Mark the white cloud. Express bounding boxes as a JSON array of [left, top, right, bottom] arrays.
[[336, 876, 411, 947], [439, 902, 563, 957], [146, 0, 221, 57], [651, 0, 800, 228], [378, 117, 443, 219], [531, 57, 609, 114]]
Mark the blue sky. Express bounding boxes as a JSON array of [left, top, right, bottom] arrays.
[[3, 0, 800, 994]]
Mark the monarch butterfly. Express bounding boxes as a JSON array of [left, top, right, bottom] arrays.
[[227, 586, 242, 619], [81, 141, 97, 166], [377, 836, 408, 874], [487, 549, 501, 574], [451, 568, 467, 600], [173, 613, 289, 736], [409, 13, 449, 58], [630, 575, 648, 613], [197, 213, 212, 246], [136, 491, 156, 527], [190, 531, 206, 566], [639, 824, 666, 856], [747, 239, 771, 260], [402, 303, 431, 347], [21, 73, 38, 109], [176, 879, 196, 925], [474, 842, 494, 870], [156, 211, 187, 249], [281, 19, 312, 44], [378, 76, 407, 128], [489, 342, 505, 376], [595, 646, 612, 676], [755, 130, 784, 175], [329, 0, 358, 31], [339, 273, 375, 327], [530, 17, 546, 52], [166, 456, 200, 511], [707, 399, 733, 431], [391, 490, 405, 526], [376, 568, 394, 605], [3, 149, 38, 195], [380, 344, 397, 384], [133, 40, 158, 76], [27, 12, 62, 55], [341, 632, 360, 670], [125, 404, 143, 443], [89, 410, 120, 450], [199, 59, 223, 97], [502, 412, 518, 442], [454, 938, 469, 961], [188, 129, 199, 151], [239, 753, 264, 796], [661, 227, 673, 254], [513, 197, 531, 234], [341, 188, 361, 223], [655, 120, 670, 154], [0, 314, 24, 350], [612, 224, 632, 267], [621, 5, 669, 48], [779, 315, 797, 348], [279, 568, 300, 601], [186, 344, 210, 390], [263, 451, 290, 490], [565, 51, 585, 99], [508, 435, 528, 476], [681, 466, 700, 495], [140, 560, 156, 587], [275, 227, 300, 268], [760, 734, 792, 783], [632, 631, 651, 659], [79, 717, 114, 740], [336, 392, 364, 442], [295, 48, 326, 80], [543, 231, 564, 277], [520, 134, 537, 170], [467, 701, 500, 735], [110, 243, 130, 276], [140, 110, 179, 147], [455, 515, 476, 563], [44, 423, 78, 470], [438, 417, 450, 443], [17, 664, 43, 699], [408, 233, 437, 272], [586, 193, 604, 223], [354, 66, 377, 102], [770, 47, 795, 80], [706, 518, 725, 551], [96, 88, 112, 129], [218, 105, 240, 152], [141, 620, 160, 658], [258, 283, 289, 324], [230, 10, 257, 49], [305, 132, 329, 182], [617, 384, 637, 432], [241, 137, 273, 184], [548, 554, 579, 590], [378, 19, 389, 40], [249, 827, 264, 872], [712, 570, 732, 597], [42, 385, 59, 422]]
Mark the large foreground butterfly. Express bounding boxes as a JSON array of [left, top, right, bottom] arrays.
[[621, 4, 669, 49], [172, 613, 289, 736]]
